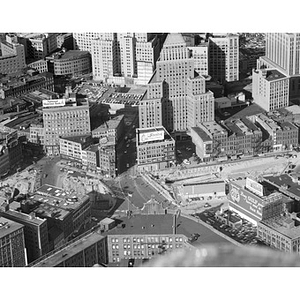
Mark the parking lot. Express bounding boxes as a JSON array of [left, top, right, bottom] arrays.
[[194, 209, 258, 246], [101, 92, 143, 107]]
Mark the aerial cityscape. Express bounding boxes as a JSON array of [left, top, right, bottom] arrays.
[[2, 32, 300, 267]]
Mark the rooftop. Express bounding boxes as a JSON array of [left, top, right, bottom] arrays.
[[202, 121, 227, 136], [264, 174, 300, 200], [233, 178, 293, 204], [264, 69, 286, 81], [92, 115, 124, 132], [85, 144, 99, 153], [60, 135, 91, 145], [163, 33, 186, 47], [284, 105, 300, 115], [33, 231, 105, 267], [191, 126, 211, 142], [105, 214, 231, 245], [33, 184, 90, 211], [2, 208, 46, 226], [261, 216, 300, 239], [0, 216, 24, 239], [228, 104, 266, 121], [53, 50, 90, 60]]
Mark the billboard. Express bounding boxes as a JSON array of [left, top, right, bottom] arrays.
[[139, 130, 164, 143], [229, 182, 264, 221], [246, 177, 263, 197], [42, 99, 65, 107]]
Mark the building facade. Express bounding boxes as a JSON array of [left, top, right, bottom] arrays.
[[0, 217, 27, 267], [32, 231, 107, 267], [136, 126, 175, 172], [42, 99, 91, 156], [208, 34, 239, 83], [0, 34, 26, 74], [48, 50, 92, 76], [188, 43, 209, 76], [252, 68, 289, 112], [0, 208, 49, 264]]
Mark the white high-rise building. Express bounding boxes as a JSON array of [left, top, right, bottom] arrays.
[[188, 43, 209, 76], [73, 33, 114, 52], [91, 36, 120, 81], [140, 33, 214, 134], [252, 68, 289, 112], [257, 33, 300, 100], [208, 34, 239, 83]]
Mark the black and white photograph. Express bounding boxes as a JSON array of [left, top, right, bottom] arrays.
[[1, 1, 299, 299]]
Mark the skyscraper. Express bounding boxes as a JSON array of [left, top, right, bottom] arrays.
[[208, 34, 239, 83], [257, 33, 300, 99], [141, 33, 215, 136], [91, 36, 120, 81]]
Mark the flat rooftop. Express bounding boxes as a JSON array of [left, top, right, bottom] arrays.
[[233, 178, 293, 204], [33, 231, 105, 267], [191, 126, 211, 142], [34, 184, 90, 211], [92, 115, 124, 132], [265, 69, 286, 81], [0, 216, 24, 239], [284, 105, 300, 115], [105, 214, 232, 245], [60, 135, 91, 145], [56, 50, 90, 60], [261, 217, 300, 239], [202, 121, 227, 136], [2, 209, 46, 226], [264, 174, 300, 200], [228, 103, 266, 121]]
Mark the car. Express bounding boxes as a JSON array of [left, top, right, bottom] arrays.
[[183, 159, 191, 165], [186, 147, 192, 151], [204, 203, 211, 208]]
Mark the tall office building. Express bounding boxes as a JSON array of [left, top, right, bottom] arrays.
[[188, 43, 209, 76], [0, 34, 26, 74], [91, 36, 121, 81], [73, 33, 115, 52], [141, 33, 214, 135], [136, 35, 160, 84], [42, 93, 91, 156], [263, 33, 300, 76], [0, 208, 50, 264], [120, 34, 137, 77], [0, 217, 27, 267], [186, 76, 215, 128], [208, 34, 239, 83], [258, 33, 300, 99], [17, 33, 58, 60], [252, 68, 289, 112]]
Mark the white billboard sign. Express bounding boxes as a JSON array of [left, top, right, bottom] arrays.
[[139, 130, 164, 143], [246, 177, 263, 197], [42, 99, 65, 107]]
